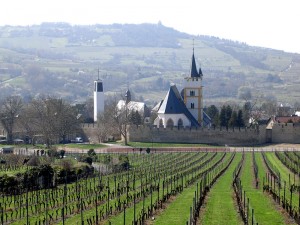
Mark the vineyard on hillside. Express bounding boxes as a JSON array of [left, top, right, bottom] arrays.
[[0, 149, 300, 225]]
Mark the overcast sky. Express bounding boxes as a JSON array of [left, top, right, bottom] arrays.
[[1, 0, 299, 53]]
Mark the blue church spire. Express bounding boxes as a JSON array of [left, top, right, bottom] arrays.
[[190, 43, 200, 78]]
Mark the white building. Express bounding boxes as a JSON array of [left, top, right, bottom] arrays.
[[94, 79, 104, 122], [117, 89, 150, 119]]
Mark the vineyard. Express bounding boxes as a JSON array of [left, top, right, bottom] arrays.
[[0, 149, 300, 225]]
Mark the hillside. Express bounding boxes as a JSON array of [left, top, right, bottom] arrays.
[[0, 22, 299, 107]]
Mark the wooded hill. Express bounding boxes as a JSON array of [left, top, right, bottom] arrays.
[[0, 22, 299, 107]]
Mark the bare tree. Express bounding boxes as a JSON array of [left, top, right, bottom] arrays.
[[99, 96, 130, 145], [95, 105, 116, 143], [50, 98, 81, 143], [29, 96, 80, 147], [261, 99, 277, 117], [0, 96, 23, 143], [18, 104, 37, 145], [111, 98, 129, 145], [30, 97, 56, 147]]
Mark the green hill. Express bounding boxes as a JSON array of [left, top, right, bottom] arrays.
[[0, 22, 299, 106]]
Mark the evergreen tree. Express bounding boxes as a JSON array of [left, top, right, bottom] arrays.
[[206, 105, 220, 126], [129, 110, 142, 125], [219, 106, 227, 127], [134, 110, 142, 125], [229, 110, 238, 127], [237, 109, 245, 127], [225, 105, 233, 127]]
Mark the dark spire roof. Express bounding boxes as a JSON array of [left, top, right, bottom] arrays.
[[199, 68, 203, 77], [190, 49, 199, 77], [125, 89, 131, 104], [158, 85, 200, 127], [190, 48, 204, 78]]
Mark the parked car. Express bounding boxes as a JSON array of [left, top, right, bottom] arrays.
[[0, 135, 7, 144], [71, 137, 83, 143], [1, 146, 14, 154], [13, 139, 24, 144]]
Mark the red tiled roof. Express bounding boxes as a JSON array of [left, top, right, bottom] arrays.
[[275, 116, 300, 123]]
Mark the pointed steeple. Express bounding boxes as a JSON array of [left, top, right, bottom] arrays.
[[199, 67, 203, 78], [190, 48, 200, 77], [125, 89, 131, 104]]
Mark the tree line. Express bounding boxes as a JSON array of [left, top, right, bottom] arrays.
[[205, 104, 246, 129], [0, 95, 82, 146], [0, 95, 145, 146]]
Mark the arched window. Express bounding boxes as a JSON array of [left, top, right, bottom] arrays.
[[191, 103, 195, 109], [166, 118, 174, 128], [178, 118, 183, 127], [159, 119, 163, 127]]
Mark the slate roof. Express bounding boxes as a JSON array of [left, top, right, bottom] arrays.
[[152, 100, 163, 112], [203, 111, 212, 127], [190, 51, 199, 77], [158, 85, 200, 127]]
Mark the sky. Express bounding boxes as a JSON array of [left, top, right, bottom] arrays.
[[1, 0, 300, 53]]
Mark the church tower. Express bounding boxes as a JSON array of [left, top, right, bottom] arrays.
[[183, 48, 203, 125], [94, 70, 104, 122]]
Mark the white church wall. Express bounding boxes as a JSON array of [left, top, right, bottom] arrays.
[[185, 89, 200, 97], [154, 114, 190, 128], [186, 98, 199, 108]]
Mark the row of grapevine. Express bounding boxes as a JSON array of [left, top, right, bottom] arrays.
[[106, 152, 227, 225], [233, 153, 258, 225], [262, 152, 300, 223], [0, 151, 229, 225], [275, 151, 299, 191]]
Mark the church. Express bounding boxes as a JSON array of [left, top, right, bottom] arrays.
[[153, 49, 211, 128]]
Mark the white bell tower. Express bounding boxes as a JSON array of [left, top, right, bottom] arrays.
[[94, 69, 104, 122], [183, 48, 203, 125]]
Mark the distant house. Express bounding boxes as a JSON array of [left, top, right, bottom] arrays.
[[294, 111, 300, 117], [117, 89, 150, 120], [277, 103, 292, 116], [266, 115, 300, 129]]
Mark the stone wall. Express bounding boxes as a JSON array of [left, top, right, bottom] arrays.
[[271, 123, 300, 144], [128, 125, 267, 146], [3, 122, 299, 145], [81, 123, 99, 143], [81, 123, 121, 143]]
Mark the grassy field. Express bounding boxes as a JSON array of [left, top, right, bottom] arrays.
[[200, 153, 243, 225]]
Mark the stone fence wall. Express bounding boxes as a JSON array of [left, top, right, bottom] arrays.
[[128, 125, 267, 146], [271, 123, 300, 144]]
